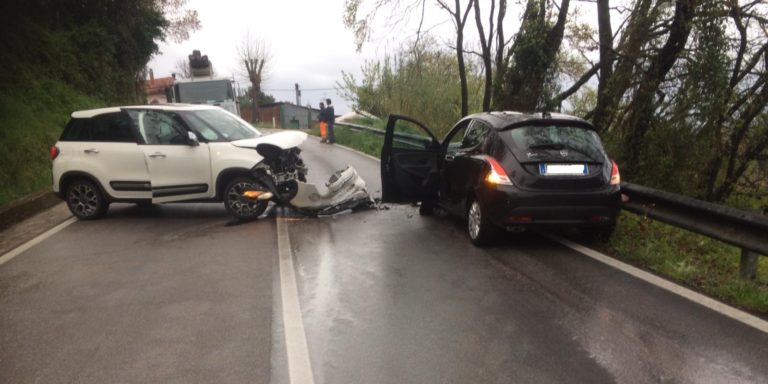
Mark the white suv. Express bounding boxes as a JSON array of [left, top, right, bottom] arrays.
[[51, 104, 306, 220]]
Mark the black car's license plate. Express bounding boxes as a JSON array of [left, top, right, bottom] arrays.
[[539, 163, 588, 175]]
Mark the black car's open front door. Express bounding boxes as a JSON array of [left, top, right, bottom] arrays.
[[380, 114, 440, 203]]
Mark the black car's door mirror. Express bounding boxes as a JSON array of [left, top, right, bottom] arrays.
[[187, 131, 200, 146]]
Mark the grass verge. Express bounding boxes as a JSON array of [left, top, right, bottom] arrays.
[[0, 77, 104, 205], [310, 122, 768, 315], [309, 124, 384, 158], [607, 212, 767, 314]]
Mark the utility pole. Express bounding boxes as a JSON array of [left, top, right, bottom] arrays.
[[295, 83, 301, 105]]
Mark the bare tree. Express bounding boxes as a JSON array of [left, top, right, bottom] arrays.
[[154, 0, 202, 43], [437, 0, 475, 117], [344, 0, 480, 117], [237, 33, 271, 123], [174, 58, 192, 79]]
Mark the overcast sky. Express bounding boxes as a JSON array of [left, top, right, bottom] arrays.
[[148, 1, 392, 114], [148, 0, 598, 115]]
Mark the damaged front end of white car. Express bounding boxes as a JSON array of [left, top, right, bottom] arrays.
[[230, 132, 375, 220]]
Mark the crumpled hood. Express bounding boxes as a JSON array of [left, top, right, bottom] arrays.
[[231, 130, 308, 149]]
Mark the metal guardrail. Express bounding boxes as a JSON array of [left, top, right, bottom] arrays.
[[621, 182, 767, 279], [336, 122, 767, 279], [336, 122, 431, 148]]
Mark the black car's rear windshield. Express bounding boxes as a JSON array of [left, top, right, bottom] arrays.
[[502, 124, 606, 162]]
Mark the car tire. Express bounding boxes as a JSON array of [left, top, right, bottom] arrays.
[[581, 223, 615, 243], [419, 201, 435, 216], [66, 179, 109, 219], [467, 198, 499, 246], [224, 177, 268, 221]]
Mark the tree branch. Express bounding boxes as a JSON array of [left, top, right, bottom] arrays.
[[550, 62, 600, 108]]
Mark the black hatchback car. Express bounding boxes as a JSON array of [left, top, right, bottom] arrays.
[[380, 112, 621, 245]]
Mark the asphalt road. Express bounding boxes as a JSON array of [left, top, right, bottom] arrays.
[[1, 133, 767, 383]]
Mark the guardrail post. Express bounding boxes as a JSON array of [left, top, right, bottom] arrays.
[[739, 249, 758, 280]]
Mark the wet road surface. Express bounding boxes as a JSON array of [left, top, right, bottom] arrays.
[[0, 133, 767, 383], [0, 205, 275, 383]]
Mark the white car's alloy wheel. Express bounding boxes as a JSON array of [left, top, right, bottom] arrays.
[[66, 180, 107, 219], [225, 178, 268, 220]]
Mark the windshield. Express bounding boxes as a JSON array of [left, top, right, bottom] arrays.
[[503, 124, 606, 162], [175, 81, 233, 103], [180, 109, 261, 142]]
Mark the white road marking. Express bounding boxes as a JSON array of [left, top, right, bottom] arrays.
[[332, 139, 768, 332], [0, 217, 78, 267], [276, 210, 316, 384], [551, 235, 768, 334]]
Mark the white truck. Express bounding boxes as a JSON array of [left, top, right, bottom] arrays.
[[172, 79, 239, 115], [170, 50, 240, 115]]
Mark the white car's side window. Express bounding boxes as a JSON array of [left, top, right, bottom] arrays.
[[138, 111, 188, 145]]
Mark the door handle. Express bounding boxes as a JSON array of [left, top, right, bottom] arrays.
[[83, 148, 99, 154], [149, 152, 166, 158]]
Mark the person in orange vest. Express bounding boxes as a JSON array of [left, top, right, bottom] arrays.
[[318, 101, 328, 143]]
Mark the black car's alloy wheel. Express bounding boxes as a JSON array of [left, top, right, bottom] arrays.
[[224, 177, 268, 220], [66, 180, 108, 219], [467, 199, 498, 246]]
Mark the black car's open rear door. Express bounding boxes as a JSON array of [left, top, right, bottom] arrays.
[[380, 114, 440, 203]]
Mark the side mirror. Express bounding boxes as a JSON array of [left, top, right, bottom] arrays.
[[187, 131, 200, 146]]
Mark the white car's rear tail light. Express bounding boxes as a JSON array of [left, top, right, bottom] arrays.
[[610, 160, 620, 185], [50, 145, 60, 161]]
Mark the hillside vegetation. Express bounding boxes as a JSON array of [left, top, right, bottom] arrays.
[[0, 1, 199, 205]]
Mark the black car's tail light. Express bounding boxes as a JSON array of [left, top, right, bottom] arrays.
[[506, 215, 533, 223], [50, 145, 60, 160], [610, 160, 620, 185], [484, 156, 513, 185]]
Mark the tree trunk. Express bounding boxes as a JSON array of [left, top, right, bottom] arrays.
[[620, 0, 696, 179], [437, 0, 474, 116], [250, 83, 258, 123], [592, 0, 613, 133], [474, 0, 494, 112], [498, 0, 570, 111], [456, 25, 469, 117], [492, 0, 507, 110]]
